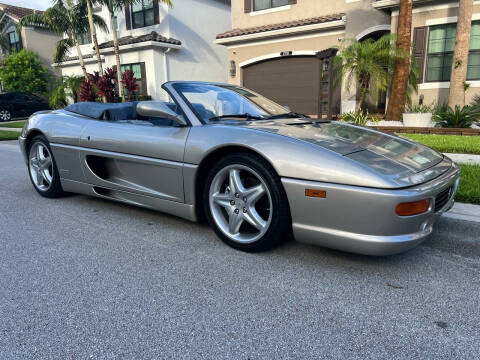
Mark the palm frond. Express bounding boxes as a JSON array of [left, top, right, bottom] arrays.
[[16, 13, 49, 32], [54, 37, 75, 64], [92, 13, 109, 33]]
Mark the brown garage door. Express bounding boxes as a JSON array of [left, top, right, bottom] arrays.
[[242, 56, 320, 116]]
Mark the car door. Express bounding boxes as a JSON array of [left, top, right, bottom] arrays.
[[78, 106, 190, 203]]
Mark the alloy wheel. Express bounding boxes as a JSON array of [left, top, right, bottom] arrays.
[[209, 164, 272, 244], [0, 110, 11, 122], [29, 142, 53, 192]]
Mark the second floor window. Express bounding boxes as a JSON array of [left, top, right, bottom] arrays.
[[77, 31, 91, 45], [426, 21, 480, 81], [132, 0, 155, 29], [8, 31, 22, 52], [253, 0, 289, 11]]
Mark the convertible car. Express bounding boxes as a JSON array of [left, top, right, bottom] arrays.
[[19, 81, 460, 255]]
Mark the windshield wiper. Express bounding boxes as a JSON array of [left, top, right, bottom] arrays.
[[266, 112, 310, 120], [209, 113, 264, 121]]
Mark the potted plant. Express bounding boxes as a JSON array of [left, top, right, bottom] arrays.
[[402, 104, 434, 127]]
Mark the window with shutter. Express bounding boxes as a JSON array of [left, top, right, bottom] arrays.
[[426, 21, 480, 82], [412, 27, 427, 83]]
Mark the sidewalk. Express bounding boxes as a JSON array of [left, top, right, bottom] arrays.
[[444, 153, 480, 165], [0, 127, 22, 132]]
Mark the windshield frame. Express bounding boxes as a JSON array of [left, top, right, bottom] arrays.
[[171, 82, 289, 124]]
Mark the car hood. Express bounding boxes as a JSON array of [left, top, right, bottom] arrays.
[[223, 118, 448, 186]]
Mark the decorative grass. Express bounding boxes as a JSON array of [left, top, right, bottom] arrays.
[[399, 134, 480, 155]]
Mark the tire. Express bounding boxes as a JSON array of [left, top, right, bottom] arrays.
[[0, 109, 12, 122], [27, 135, 65, 198], [203, 153, 291, 252]]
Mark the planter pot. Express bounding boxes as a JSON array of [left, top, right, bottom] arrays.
[[402, 113, 434, 127]]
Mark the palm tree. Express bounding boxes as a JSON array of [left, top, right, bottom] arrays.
[[449, 0, 474, 107], [385, 0, 413, 121], [17, 0, 107, 79], [335, 35, 399, 112], [85, 0, 104, 74], [97, 0, 172, 101]]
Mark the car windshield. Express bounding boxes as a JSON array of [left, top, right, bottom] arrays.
[[172, 83, 291, 122]]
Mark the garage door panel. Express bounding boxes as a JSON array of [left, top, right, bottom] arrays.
[[243, 56, 320, 115]]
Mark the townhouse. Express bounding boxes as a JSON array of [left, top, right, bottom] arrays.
[[57, 0, 232, 100], [217, 0, 480, 117], [0, 3, 61, 90]]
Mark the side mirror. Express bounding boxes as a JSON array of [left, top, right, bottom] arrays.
[[136, 101, 188, 126]]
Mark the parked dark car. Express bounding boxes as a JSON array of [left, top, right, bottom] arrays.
[[0, 92, 50, 122]]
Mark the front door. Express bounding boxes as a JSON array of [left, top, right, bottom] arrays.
[[78, 115, 190, 203]]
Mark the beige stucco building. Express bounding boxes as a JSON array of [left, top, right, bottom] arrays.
[[217, 0, 480, 117], [0, 3, 62, 90]]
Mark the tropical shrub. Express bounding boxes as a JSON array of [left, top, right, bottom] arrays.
[[121, 69, 139, 102], [433, 105, 480, 128], [80, 78, 97, 102], [405, 104, 432, 113], [0, 49, 48, 94], [95, 67, 117, 102], [49, 75, 83, 108], [341, 111, 374, 126]]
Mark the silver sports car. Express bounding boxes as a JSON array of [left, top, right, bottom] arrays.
[[19, 81, 460, 255]]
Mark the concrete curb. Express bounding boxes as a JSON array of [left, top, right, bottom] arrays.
[[443, 202, 480, 223], [0, 127, 22, 132]]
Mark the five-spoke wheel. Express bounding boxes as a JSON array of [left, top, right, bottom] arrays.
[[27, 135, 64, 198], [29, 142, 53, 191], [204, 153, 291, 252], [209, 165, 272, 244]]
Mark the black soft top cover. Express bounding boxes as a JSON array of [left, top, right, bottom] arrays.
[[65, 102, 137, 121]]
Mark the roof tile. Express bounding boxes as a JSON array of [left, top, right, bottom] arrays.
[[216, 13, 345, 39]]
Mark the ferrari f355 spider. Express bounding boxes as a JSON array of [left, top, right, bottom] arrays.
[[19, 81, 460, 255]]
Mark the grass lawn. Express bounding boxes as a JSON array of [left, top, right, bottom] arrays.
[[0, 130, 20, 141], [0, 120, 26, 128], [399, 134, 480, 155], [456, 164, 480, 205]]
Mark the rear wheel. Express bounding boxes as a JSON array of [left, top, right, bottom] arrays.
[[27, 135, 64, 198], [0, 109, 11, 122], [204, 153, 291, 252]]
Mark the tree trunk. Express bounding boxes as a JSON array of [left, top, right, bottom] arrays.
[[110, 11, 124, 102], [87, 0, 103, 74], [448, 0, 474, 108], [72, 33, 88, 80], [385, 0, 413, 121], [356, 88, 366, 113]]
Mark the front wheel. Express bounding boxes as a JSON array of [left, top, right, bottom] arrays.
[[27, 135, 65, 198], [203, 153, 291, 252]]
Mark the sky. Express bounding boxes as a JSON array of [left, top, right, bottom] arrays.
[[2, 0, 52, 11]]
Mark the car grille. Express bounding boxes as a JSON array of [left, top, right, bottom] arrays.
[[434, 187, 453, 212]]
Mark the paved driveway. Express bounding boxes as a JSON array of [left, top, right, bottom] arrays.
[[1, 141, 479, 359]]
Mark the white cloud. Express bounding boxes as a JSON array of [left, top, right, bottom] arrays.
[[2, 0, 53, 11]]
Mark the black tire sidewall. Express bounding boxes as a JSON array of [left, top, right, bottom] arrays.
[[27, 135, 64, 198], [203, 153, 291, 252]]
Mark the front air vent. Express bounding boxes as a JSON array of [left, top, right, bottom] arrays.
[[434, 187, 453, 212]]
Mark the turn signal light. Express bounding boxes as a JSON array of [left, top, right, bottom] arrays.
[[305, 189, 326, 198], [395, 199, 431, 216]]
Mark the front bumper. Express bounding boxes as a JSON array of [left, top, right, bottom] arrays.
[[282, 161, 460, 256]]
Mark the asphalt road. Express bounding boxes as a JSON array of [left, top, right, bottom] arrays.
[[1, 141, 479, 359]]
